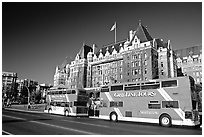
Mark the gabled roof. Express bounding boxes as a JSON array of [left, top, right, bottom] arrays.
[[78, 44, 93, 59], [130, 22, 153, 43], [95, 40, 126, 57], [155, 39, 168, 49]]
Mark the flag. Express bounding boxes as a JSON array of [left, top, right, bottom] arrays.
[[110, 22, 116, 31]]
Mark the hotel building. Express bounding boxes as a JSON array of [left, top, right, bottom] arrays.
[[54, 21, 178, 88]]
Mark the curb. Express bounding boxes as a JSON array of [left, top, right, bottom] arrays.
[[4, 107, 45, 114]]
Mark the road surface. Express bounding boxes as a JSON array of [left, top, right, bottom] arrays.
[[2, 109, 202, 135]]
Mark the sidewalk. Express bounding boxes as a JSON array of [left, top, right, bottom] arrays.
[[4, 104, 46, 113]]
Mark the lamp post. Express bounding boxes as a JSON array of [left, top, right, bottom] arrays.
[[25, 86, 30, 109]]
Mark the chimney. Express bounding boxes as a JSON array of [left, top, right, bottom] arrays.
[[167, 40, 171, 49], [153, 38, 155, 47], [93, 44, 95, 54], [129, 30, 134, 41]]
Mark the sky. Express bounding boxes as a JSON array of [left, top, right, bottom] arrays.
[[2, 2, 202, 85]]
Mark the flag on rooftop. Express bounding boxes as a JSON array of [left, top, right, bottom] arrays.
[[110, 22, 116, 31]]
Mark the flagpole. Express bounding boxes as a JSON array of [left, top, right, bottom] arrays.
[[115, 22, 116, 44]]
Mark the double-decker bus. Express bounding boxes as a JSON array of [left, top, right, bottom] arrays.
[[45, 88, 89, 116], [90, 76, 201, 127]]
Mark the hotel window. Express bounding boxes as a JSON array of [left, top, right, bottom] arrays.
[[161, 62, 163, 67], [144, 68, 147, 74], [144, 53, 147, 58], [144, 60, 147, 66], [161, 70, 164, 75], [120, 67, 123, 72], [127, 55, 130, 60], [132, 70, 135, 75], [132, 62, 135, 67], [196, 72, 200, 76], [138, 69, 141, 74], [120, 61, 123, 66], [135, 69, 138, 75], [127, 63, 130, 68], [120, 74, 123, 79]]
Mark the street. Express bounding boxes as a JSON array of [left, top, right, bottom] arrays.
[[2, 109, 202, 135]]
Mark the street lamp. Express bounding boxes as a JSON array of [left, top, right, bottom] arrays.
[[25, 86, 30, 109]]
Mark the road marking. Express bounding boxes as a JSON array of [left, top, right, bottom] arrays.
[[29, 120, 97, 135], [2, 114, 26, 120], [2, 130, 13, 135], [3, 114, 98, 135], [6, 110, 43, 118], [61, 119, 109, 128]]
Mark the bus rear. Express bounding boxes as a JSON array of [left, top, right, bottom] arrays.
[[45, 88, 89, 116]]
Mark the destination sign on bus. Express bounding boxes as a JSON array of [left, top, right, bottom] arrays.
[[113, 91, 156, 98]]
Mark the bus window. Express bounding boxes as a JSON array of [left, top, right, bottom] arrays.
[[74, 101, 87, 106], [127, 83, 136, 86], [125, 111, 132, 117], [101, 87, 109, 92], [162, 101, 179, 108], [141, 84, 160, 90], [148, 100, 161, 109], [111, 85, 123, 91], [70, 102, 73, 107], [62, 91, 66, 94], [56, 102, 61, 106], [78, 90, 86, 96], [110, 101, 123, 107], [72, 90, 76, 94], [66, 90, 72, 94], [161, 80, 177, 88], [61, 102, 65, 107], [59, 91, 62, 94], [124, 86, 140, 91], [65, 102, 69, 107], [55, 91, 59, 95], [145, 82, 156, 85]]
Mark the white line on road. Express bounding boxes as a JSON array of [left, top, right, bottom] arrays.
[[2, 114, 98, 135], [29, 120, 98, 135], [2, 130, 13, 135], [2, 114, 26, 120], [61, 119, 110, 128]]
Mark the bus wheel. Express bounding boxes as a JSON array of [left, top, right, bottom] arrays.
[[110, 112, 118, 122], [159, 114, 172, 127], [64, 110, 69, 117], [48, 108, 52, 114]]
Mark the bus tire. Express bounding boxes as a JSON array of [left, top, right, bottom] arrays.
[[64, 110, 69, 117], [48, 108, 52, 114], [159, 114, 172, 127], [110, 112, 118, 122]]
